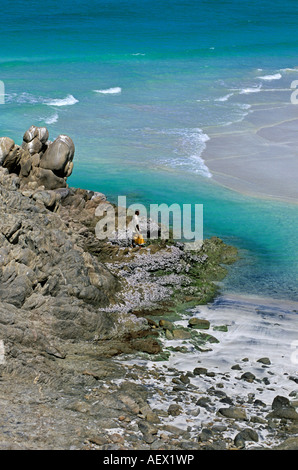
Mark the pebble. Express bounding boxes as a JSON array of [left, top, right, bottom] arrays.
[[168, 404, 183, 416]]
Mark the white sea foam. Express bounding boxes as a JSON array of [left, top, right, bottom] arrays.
[[131, 53, 146, 56], [94, 87, 122, 94], [214, 92, 234, 102], [157, 128, 212, 178], [189, 154, 212, 178], [5, 92, 78, 107], [280, 67, 298, 73], [44, 112, 59, 124], [44, 94, 79, 106], [239, 84, 262, 94], [5, 92, 41, 104], [258, 73, 282, 81], [237, 103, 252, 110]]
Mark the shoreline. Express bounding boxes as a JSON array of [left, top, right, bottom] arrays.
[[202, 99, 298, 205], [114, 291, 298, 450]]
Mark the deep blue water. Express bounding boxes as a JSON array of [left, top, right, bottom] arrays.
[[0, 0, 298, 300]]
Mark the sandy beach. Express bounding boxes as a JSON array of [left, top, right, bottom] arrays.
[[203, 101, 298, 204]]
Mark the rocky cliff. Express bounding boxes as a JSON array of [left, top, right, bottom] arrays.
[[0, 126, 242, 450]]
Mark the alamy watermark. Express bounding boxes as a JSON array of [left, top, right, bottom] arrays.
[[0, 81, 4, 105], [95, 196, 203, 250], [290, 80, 298, 104]]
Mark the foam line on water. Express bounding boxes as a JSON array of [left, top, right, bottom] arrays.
[[44, 94, 79, 106], [93, 87, 122, 94]]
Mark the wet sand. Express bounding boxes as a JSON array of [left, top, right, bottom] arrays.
[[203, 101, 298, 204]]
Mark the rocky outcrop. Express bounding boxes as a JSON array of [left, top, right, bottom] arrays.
[[0, 126, 74, 190], [0, 125, 253, 451]]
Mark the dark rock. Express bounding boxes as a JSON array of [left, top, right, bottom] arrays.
[[212, 424, 227, 432], [198, 428, 213, 442], [253, 399, 266, 408], [211, 389, 227, 398], [159, 319, 174, 331], [200, 440, 227, 450], [272, 395, 292, 410], [171, 329, 191, 340], [274, 437, 298, 450], [168, 404, 182, 417], [235, 428, 259, 444], [250, 415, 266, 424], [206, 371, 216, 377], [257, 357, 271, 365], [196, 397, 212, 408], [240, 372, 256, 383], [179, 374, 190, 385], [188, 318, 210, 329], [142, 433, 157, 444], [234, 433, 246, 448], [218, 406, 247, 420], [220, 396, 234, 406], [231, 364, 241, 370], [288, 376, 298, 384], [267, 408, 298, 421], [193, 367, 208, 376]]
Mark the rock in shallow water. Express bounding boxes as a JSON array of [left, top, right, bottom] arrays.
[[188, 317, 210, 329]]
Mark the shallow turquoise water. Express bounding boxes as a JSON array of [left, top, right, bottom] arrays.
[[0, 0, 298, 300]]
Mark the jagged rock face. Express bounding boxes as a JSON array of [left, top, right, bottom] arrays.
[[0, 181, 120, 343], [0, 125, 75, 190]]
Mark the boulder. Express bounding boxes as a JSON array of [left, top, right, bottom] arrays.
[[23, 125, 49, 144], [188, 318, 210, 329], [27, 167, 67, 190], [22, 136, 43, 155], [0, 137, 15, 165], [159, 319, 174, 331], [0, 126, 75, 192], [193, 367, 208, 376], [267, 395, 298, 420], [22, 126, 49, 156], [272, 395, 292, 410], [240, 372, 256, 383], [257, 357, 271, 365], [218, 406, 247, 420], [40, 134, 75, 177], [234, 428, 259, 448], [168, 404, 182, 416]]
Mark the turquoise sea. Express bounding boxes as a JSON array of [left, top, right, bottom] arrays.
[[0, 0, 298, 300]]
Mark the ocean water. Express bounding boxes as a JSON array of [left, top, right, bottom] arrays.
[[0, 0, 298, 300]]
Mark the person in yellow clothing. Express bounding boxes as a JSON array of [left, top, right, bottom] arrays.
[[132, 210, 145, 247]]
